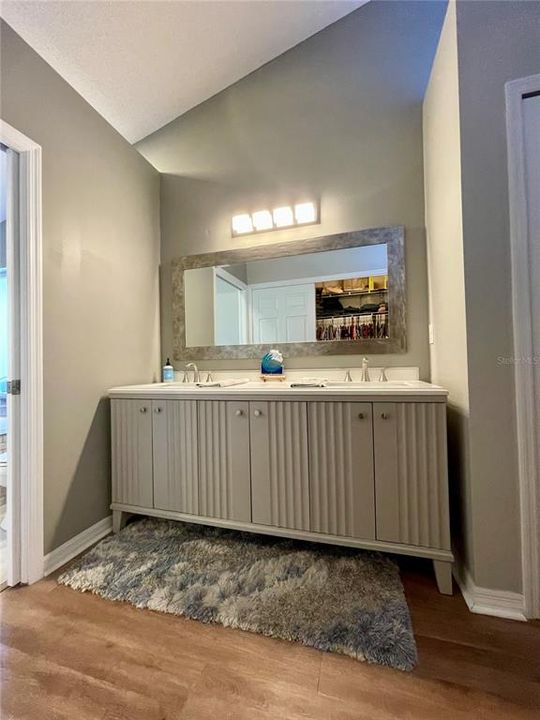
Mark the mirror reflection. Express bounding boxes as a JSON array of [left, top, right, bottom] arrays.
[[184, 243, 389, 347]]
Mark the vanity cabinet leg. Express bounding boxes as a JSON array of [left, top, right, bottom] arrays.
[[433, 560, 453, 595], [112, 510, 128, 534]]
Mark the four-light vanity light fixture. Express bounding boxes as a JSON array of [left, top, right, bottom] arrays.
[[231, 201, 319, 236]]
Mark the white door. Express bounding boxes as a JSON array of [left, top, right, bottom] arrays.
[[214, 275, 246, 345], [251, 283, 316, 343], [508, 76, 540, 619], [524, 92, 540, 615], [524, 94, 540, 474]]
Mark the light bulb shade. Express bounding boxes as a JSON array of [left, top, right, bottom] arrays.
[[252, 210, 273, 231], [272, 206, 294, 227], [231, 200, 319, 236], [294, 202, 317, 224], [232, 214, 253, 234]]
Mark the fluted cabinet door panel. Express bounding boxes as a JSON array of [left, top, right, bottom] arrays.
[[153, 400, 199, 514], [308, 402, 375, 539], [250, 401, 310, 531], [374, 402, 450, 550], [198, 401, 251, 522], [111, 399, 153, 508]]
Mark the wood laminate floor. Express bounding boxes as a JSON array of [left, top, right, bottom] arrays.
[[0, 556, 539, 720]]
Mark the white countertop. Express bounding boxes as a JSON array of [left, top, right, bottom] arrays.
[[108, 379, 448, 399]]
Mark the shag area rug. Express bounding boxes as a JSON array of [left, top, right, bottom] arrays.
[[58, 518, 417, 670]]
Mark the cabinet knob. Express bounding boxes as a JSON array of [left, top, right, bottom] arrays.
[[381, 412, 389, 420], [235, 409, 243, 417], [254, 409, 262, 417], [154, 407, 162, 414], [139, 407, 147, 414], [358, 412, 365, 419]]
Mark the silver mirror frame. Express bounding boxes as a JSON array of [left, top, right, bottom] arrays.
[[171, 225, 406, 361]]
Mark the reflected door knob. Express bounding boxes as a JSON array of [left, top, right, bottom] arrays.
[[254, 409, 262, 417], [139, 407, 147, 414], [235, 409, 243, 417], [358, 413, 365, 419], [381, 412, 389, 420], [154, 407, 162, 414]]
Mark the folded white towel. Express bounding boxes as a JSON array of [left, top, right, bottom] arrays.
[[290, 378, 327, 388], [196, 378, 250, 388]]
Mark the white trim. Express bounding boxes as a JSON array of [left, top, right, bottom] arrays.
[[214, 266, 247, 291], [453, 565, 527, 622], [0, 120, 44, 585], [43, 515, 113, 576], [506, 74, 540, 619]]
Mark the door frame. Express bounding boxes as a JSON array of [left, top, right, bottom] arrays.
[[213, 267, 248, 345], [506, 73, 540, 619], [0, 120, 44, 585]]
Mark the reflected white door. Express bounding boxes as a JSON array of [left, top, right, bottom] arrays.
[[251, 283, 316, 343], [214, 274, 247, 345]]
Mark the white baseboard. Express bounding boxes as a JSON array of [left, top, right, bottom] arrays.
[[43, 515, 112, 576], [453, 565, 527, 622]]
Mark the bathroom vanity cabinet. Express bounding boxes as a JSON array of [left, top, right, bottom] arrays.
[[109, 384, 453, 594]]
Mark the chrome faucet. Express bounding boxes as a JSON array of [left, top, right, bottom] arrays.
[[360, 357, 370, 382], [378, 367, 389, 382], [344, 369, 353, 383], [184, 362, 200, 383], [205, 371, 214, 383]]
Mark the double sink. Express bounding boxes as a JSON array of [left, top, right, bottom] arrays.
[[108, 379, 448, 397]]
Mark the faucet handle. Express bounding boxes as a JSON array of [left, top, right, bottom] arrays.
[[206, 371, 214, 383], [344, 370, 353, 383], [378, 368, 389, 382], [182, 369, 189, 383]]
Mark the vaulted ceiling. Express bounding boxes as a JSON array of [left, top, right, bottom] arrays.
[[1, 0, 366, 143]]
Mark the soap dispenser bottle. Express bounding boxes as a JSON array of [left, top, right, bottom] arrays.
[[162, 358, 174, 383]]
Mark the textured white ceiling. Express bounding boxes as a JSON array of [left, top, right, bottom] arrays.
[[1, 0, 366, 143]]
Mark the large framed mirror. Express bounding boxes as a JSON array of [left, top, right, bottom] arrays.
[[171, 225, 406, 360]]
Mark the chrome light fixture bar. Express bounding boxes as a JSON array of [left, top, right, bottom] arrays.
[[231, 201, 319, 236]]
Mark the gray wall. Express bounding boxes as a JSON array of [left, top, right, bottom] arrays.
[[137, 0, 447, 376], [423, 2, 473, 580], [0, 21, 161, 554], [455, 0, 540, 593]]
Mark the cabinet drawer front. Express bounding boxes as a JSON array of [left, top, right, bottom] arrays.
[[374, 402, 450, 549], [153, 400, 199, 514], [250, 401, 310, 531], [198, 401, 251, 522], [308, 402, 375, 539], [111, 399, 153, 508]]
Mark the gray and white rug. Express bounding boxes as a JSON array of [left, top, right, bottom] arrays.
[[58, 518, 417, 671]]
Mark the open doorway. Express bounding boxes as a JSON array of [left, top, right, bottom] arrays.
[[0, 141, 20, 590], [0, 145, 7, 587], [0, 120, 43, 588], [506, 73, 540, 619]]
